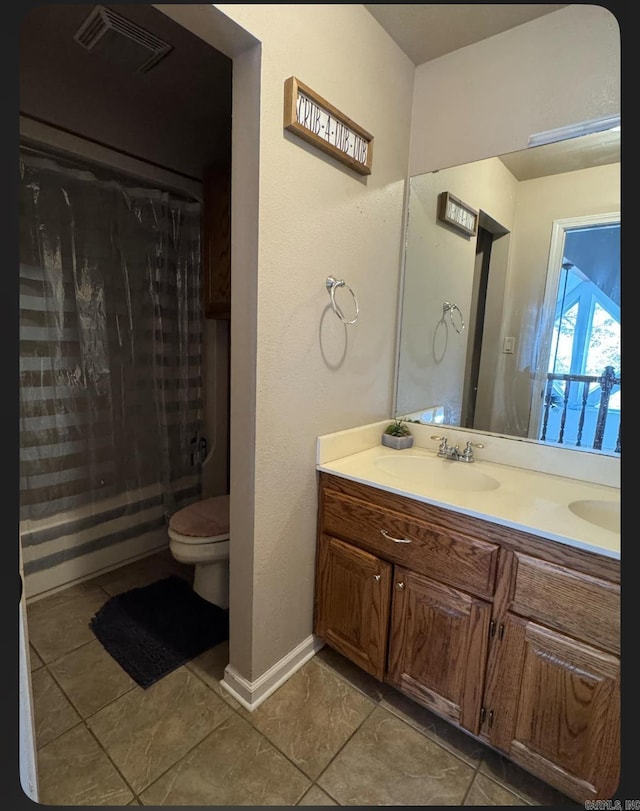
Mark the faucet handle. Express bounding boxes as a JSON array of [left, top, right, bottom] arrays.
[[431, 435, 450, 454], [461, 440, 484, 460]]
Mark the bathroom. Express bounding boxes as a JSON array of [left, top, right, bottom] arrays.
[[17, 4, 622, 806]]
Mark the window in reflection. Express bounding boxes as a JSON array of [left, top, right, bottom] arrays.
[[539, 222, 620, 453]]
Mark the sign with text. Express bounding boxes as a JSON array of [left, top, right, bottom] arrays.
[[437, 191, 478, 237], [283, 77, 374, 176]]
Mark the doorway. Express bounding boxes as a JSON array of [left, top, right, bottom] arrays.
[[461, 214, 509, 430], [461, 226, 491, 428], [530, 215, 621, 452]]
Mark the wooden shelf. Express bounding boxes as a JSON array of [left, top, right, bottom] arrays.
[[202, 162, 231, 319]]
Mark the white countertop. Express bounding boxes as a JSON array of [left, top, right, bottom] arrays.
[[316, 423, 620, 560]]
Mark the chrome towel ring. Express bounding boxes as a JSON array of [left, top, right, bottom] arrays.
[[326, 276, 359, 324], [443, 301, 465, 334]]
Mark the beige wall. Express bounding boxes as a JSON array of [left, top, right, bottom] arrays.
[[229, 5, 414, 680], [409, 5, 620, 176]]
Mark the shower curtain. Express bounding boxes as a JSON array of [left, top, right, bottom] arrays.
[[19, 147, 203, 585]]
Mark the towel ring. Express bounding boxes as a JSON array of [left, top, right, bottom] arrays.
[[326, 276, 359, 325], [443, 301, 465, 334]]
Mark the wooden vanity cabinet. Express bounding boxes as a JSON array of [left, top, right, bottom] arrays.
[[481, 549, 620, 801], [313, 472, 621, 803]]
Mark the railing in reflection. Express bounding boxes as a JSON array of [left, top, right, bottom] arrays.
[[540, 366, 620, 453]]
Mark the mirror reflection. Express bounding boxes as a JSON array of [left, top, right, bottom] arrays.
[[395, 127, 620, 456]]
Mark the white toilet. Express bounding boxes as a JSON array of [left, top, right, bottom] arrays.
[[168, 494, 230, 609]]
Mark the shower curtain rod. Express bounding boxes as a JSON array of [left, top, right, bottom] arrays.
[[19, 143, 202, 207], [19, 114, 203, 203]]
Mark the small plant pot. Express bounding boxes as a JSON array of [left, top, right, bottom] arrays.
[[381, 433, 414, 450]]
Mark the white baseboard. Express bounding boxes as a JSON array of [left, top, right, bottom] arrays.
[[220, 634, 325, 711]]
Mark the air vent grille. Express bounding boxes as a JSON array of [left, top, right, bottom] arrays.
[[73, 5, 173, 73]]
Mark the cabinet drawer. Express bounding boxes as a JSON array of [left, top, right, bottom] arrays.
[[509, 552, 620, 654], [322, 490, 499, 598]]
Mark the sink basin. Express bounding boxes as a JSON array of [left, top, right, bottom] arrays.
[[568, 499, 620, 533], [375, 454, 500, 493]]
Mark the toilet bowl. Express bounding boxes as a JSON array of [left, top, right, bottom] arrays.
[[168, 494, 230, 609]]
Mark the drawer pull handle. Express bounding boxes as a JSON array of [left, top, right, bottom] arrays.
[[397, 582, 405, 590], [373, 574, 381, 582], [380, 529, 412, 544]]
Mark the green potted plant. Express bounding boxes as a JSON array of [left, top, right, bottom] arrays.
[[381, 418, 414, 450]]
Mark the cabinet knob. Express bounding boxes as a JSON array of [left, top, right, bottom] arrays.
[[396, 581, 405, 590], [373, 574, 381, 581]]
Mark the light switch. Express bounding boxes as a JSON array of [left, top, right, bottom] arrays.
[[503, 336, 515, 354]]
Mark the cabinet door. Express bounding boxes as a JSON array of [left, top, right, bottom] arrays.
[[314, 534, 391, 680], [387, 567, 491, 734], [489, 614, 620, 802]]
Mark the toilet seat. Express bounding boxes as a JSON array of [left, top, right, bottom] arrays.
[[167, 494, 230, 607], [168, 495, 229, 545]]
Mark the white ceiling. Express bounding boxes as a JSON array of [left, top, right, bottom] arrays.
[[364, 4, 568, 66], [498, 127, 620, 181]]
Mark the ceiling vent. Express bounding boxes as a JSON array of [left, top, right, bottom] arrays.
[[73, 5, 173, 73]]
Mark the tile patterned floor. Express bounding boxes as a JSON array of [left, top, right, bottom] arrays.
[[26, 550, 580, 806]]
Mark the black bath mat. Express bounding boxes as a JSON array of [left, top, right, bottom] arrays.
[[89, 575, 228, 689]]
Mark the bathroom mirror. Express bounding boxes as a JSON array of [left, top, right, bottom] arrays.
[[394, 126, 620, 456]]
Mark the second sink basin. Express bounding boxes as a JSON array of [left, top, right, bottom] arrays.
[[375, 454, 500, 492], [568, 499, 620, 533]]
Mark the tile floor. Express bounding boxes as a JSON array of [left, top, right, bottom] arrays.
[[26, 550, 580, 806]]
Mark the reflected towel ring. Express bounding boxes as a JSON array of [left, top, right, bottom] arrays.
[[326, 276, 359, 324], [443, 301, 465, 333]]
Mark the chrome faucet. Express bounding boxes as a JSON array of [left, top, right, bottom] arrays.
[[431, 436, 484, 463], [431, 435, 456, 459]]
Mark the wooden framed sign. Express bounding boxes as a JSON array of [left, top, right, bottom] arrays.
[[283, 76, 374, 176], [437, 191, 478, 237]]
